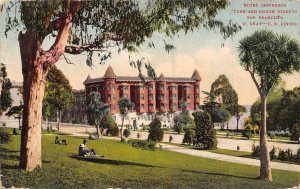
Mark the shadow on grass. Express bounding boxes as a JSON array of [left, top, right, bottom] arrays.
[[180, 169, 257, 180], [70, 155, 156, 168], [0, 147, 19, 153]]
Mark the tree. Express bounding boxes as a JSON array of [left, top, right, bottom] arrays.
[[87, 92, 110, 139], [238, 30, 300, 181], [0, 65, 12, 115], [118, 97, 134, 141], [290, 123, 300, 142], [148, 118, 164, 142], [173, 113, 195, 133], [4, 0, 240, 171], [123, 129, 131, 138], [228, 104, 247, 131], [6, 105, 23, 129], [43, 66, 73, 132], [193, 111, 218, 149]]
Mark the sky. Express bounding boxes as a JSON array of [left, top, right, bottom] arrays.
[[0, 0, 299, 105]]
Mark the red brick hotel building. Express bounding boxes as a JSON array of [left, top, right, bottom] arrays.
[[83, 66, 202, 127]]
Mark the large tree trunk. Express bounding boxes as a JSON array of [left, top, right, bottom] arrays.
[[236, 118, 239, 131], [19, 31, 46, 171], [259, 95, 272, 181]]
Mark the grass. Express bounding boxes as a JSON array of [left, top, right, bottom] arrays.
[[0, 132, 300, 189]]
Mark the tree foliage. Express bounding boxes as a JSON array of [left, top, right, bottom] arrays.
[[173, 113, 195, 133], [148, 118, 164, 142], [193, 111, 218, 149], [118, 97, 134, 141], [0, 65, 12, 115], [43, 66, 73, 119], [87, 92, 110, 138]]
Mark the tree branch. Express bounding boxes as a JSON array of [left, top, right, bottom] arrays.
[[249, 71, 262, 97]]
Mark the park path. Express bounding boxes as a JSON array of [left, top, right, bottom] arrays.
[[67, 132, 300, 173]]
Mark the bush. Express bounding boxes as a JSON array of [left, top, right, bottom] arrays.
[[269, 146, 278, 160], [0, 129, 12, 144], [125, 124, 132, 129], [137, 133, 141, 139], [278, 149, 287, 161], [148, 118, 164, 142], [290, 123, 300, 142], [296, 148, 300, 161], [285, 148, 293, 160], [182, 128, 194, 145], [193, 111, 217, 149], [242, 128, 253, 139], [174, 123, 184, 134], [106, 124, 120, 136], [129, 139, 157, 150], [123, 129, 131, 138], [169, 135, 173, 143], [251, 144, 260, 158]]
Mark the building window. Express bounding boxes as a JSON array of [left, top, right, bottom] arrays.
[[140, 94, 144, 100], [111, 84, 115, 90], [172, 94, 176, 100], [107, 94, 111, 100], [140, 86, 145, 90], [195, 94, 199, 99], [149, 94, 153, 100], [160, 94, 164, 100], [195, 86, 199, 90], [149, 104, 154, 110], [141, 104, 144, 109], [187, 94, 191, 99], [173, 104, 177, 109], [187, 103, 190, 108], [149, 85, 153, 90], [161, 104, 165, 109], [123, 94, 128, 99], [196, 103, 199, 109], [112, 95, 115, 100], [160, 84, 164, 90], [106, 86, 110, 90]]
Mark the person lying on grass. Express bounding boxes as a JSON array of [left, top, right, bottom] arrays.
[[78, 139, 96, 157]]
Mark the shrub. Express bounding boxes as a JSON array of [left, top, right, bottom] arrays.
[[129, 139, 157, 150], [137, 133, 141, 139], [174, 123, 184, 134], [278, 149, 287, 161], [269, 146, 278, 160], [125, 124, 132, 129], [123, 129, 131, 138], [290, 123, 300, 142], [193, 111, 217, 149], [169, 135, 173, 143], [148, 118, 164, 142], [106, 124, 120, 136], [242, 128, 253, 139], [0, 129, 12, 144], [285, 148, 293, 160], [251, 144, 260, 158], [296, 148, 300, 161], [182, 128, 194, 145]]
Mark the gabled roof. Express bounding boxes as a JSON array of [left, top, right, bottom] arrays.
[[191, 69, 202, 81], [103, 65, 117, 78], [83, 75, 92, 85]]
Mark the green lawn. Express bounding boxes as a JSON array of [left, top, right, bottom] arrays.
[[1, 133, 300, 189]]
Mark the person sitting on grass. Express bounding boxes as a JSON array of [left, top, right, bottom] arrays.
[[78, 139, 96, 157], [55, 136, 67, 145]]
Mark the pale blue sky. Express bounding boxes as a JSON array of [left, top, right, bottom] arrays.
[[0, 0, 299, 105]]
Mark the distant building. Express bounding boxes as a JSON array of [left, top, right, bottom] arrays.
[[83, 66, 202, 127], [0, 81, 23, 127], [61, 89, 86, 124]]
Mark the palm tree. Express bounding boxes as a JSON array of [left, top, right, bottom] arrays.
[[238, 30, 300, 181]]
